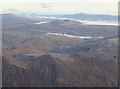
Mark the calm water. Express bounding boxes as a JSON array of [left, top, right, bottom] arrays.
[[26, 53, 62, 56]]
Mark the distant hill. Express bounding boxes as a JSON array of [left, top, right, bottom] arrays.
[[2, 31, 33, 50], [18, 13, 118, 21], [2, 14, 117, 55], [9, 34, 94, 54], [2, 14, 40, 26], [59, 13, 117, 21]]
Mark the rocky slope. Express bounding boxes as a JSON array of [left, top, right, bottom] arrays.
[[2, 49, 118, 87]]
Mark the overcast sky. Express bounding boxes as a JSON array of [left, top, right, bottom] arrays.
[[0, 0, 119, 15]]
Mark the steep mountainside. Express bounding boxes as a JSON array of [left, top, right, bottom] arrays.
[[2, 49, 118, 87], [2, 54, 27, 87]]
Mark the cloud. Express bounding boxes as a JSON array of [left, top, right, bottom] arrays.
[[2, 2, 117, 15], [8, 8, 18, 12], [40, 3, 52, 8]]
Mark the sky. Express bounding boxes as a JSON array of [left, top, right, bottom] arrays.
[[0, 0, 119, 15]]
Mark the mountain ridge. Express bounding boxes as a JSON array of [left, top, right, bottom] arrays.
[[2, 49, 118, 87]]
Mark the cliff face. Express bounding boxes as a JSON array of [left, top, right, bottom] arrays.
[[28, 55, 57, 87], [2, 50, 118, 87]]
